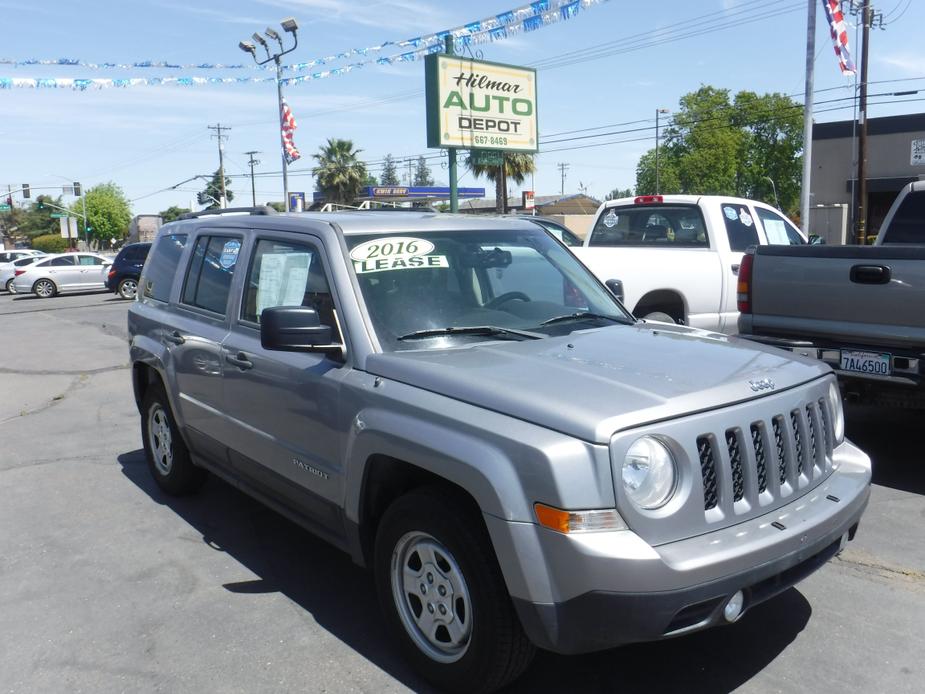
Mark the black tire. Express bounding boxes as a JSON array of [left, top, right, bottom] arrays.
[[140, 383, 206, 495], [374, 486, 535, 694], [33, 278, 56, 299], [642, 311, 676, 324], [117, 277, 138, 300], [4, 278, 13, 293]]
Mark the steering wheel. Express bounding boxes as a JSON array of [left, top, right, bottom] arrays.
[[485, 291, 531, 310]]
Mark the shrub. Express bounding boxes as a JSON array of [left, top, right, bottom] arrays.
[[32, 235, 68, 253]]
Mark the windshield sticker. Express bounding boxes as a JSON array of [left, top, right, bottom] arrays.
[[219, 240, 240, 269], [349, 237, 435, 262], [723, 206, 738, 220], [739, 209, 753, 227], [354, 254, 449, 274], [602, 210, 618, 228]]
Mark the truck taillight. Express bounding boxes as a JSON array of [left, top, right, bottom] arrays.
[[108, 270, 116, 279], [634, 195, 664, 205], [737, 251, 754, 313]]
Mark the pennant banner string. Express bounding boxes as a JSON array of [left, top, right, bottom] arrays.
[[0, 0, 604, 80]]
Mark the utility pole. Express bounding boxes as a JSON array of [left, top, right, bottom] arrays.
[[245, 151, 261, 207], [445, 35, 459, 213], [557, 162, 569, 196], [208, 123, 231, 208], [655, 108, 670, 195], [800, 0, 816, 235], [407, 158, 414, 186], [854, 0, 874, 245]]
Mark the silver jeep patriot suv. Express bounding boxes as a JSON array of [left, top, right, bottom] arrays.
[[128, 208, 871, 693]]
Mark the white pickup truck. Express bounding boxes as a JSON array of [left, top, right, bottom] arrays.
[[572, 195, 808, 333]]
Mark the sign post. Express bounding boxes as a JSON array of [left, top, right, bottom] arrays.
[[425, 46, 537, 215]]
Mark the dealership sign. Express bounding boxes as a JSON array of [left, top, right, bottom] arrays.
[[425, 54, 537, 153]]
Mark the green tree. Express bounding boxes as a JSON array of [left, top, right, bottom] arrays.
[[413, 156, 434, 186], [312, 138, 368, 206], [380, 154, 400, 186], [635, 85, 803, 212], [72, 183, 132, 247], [200, 169, 233, 209], [364, 172, 378, 187], [605, 187, 634, 201], [159, 205, 190, 223], [20, 196, 62, 239], [466, 152, 536, 213]]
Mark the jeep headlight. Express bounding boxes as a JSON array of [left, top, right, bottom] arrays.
[[828, 381, 845, 444], [622, 436, 677, 510]]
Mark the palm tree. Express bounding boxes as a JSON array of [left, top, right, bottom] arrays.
[[466, 152, 536, 213], [312, 138, 368, 206]]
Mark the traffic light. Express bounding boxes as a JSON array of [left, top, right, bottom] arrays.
[[197, 192, 209, 205], [36, 199, 44, 209], [22, 184, 30, 199], [85, 225, 92, 234], [73, 181, 82, 197]]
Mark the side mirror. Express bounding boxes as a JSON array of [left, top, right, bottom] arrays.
[[605, 278, 625, 304], [809, 234, 826, 245], [260, 306, 339, 353]]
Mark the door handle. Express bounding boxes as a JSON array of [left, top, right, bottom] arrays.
[[225, 352, 254, 370], [849, 264, 891, 284], [163, 330, 185, 345]]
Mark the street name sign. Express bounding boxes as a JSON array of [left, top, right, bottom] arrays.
[[50, 212, 69, 218], [425, 54, 537, 153], [0, 204, 10, 212]]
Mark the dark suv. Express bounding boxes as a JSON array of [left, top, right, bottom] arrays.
[[107, 242, 151, 299]]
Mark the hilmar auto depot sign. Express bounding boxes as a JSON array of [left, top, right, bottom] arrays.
[[425, 54, 537, 152]]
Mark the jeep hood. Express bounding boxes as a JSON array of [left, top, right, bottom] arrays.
[[364, 324, 830, 444]]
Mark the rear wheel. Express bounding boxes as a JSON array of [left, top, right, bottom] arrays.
[[642, 311, 676, 324], [141, 383, 206, 495], [33, 278, 56, 298], [374, 486, 534, 694], [118, 278, 138, 300]]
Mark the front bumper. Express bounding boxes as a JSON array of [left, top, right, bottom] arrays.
[[487, 439, 870, 654]]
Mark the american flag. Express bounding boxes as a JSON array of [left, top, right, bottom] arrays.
[[822, 0, 856, 75], [281, 98, 301, 163]]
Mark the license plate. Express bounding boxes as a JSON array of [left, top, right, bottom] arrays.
[[840, 350, 891, 376]]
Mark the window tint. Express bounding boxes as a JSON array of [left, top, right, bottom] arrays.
[[49, 256, 76, 266], [182, 235, 241, 315], [78, 255, 104, 265], [588, 205, 709, 247], [882, 190, 925, 244], [755, 207, 805, 245], [142, 233, 187, 302], [123, 244, 150, 262], [241, 239, 341, 340], [14, 256, 37, 267], [721, 203, 760, 251]]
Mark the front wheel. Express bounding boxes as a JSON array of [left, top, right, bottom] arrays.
[[374, 487, 534, 694], [5, 278, 14, 293], [140, 383, 206, 495], [118, 277, 138, 300], [642, 311, 676, 324], [33, 278, 56, 298]]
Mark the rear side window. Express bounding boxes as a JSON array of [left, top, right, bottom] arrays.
[[182, 235, 241, 315], [721, 203, 760, 251], [882, 191, 925, 244], [142, 233, 188, 302], [588, 205, 709, 247]]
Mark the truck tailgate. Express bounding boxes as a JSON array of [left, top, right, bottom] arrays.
[[750, 245, 925, 348]]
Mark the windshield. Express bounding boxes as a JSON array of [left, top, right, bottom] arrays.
[[346, 227, 632, 351]]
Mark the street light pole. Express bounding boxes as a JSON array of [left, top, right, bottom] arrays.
[[655, 108, 670, 195], [240, 18, 299, 211], [763, 176, 781, 210]]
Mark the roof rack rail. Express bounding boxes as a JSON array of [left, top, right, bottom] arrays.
[[178, 206, 277, 220]]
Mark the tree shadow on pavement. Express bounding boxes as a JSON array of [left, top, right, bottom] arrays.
[[845, 405, 925, 495], [117, 448, 811, 694]]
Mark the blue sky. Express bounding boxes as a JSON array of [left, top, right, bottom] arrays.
[[2, 0, 923, 214]]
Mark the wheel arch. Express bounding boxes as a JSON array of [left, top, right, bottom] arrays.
[[633, 289, 687, 323]]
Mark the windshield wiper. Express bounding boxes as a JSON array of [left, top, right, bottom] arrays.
[[540, 311, 634, 327], [397, 325, 545, 341]]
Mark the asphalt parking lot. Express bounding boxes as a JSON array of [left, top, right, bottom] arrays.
[[1, 290, 923, 693]]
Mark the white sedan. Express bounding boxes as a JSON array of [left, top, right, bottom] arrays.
[[0, 254, 46, 293], [11, 252, 113, 298]]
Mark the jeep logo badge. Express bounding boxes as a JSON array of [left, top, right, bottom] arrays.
[[748, 378, 776, 392]]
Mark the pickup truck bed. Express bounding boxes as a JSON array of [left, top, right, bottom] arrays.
[[738, 244, 925, 406]]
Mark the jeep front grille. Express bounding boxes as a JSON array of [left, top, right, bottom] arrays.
[[696, 398, 834, 515]]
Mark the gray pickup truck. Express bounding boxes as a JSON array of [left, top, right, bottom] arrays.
[[128, 209, 870, 693], [738, 181, 925, 407]]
